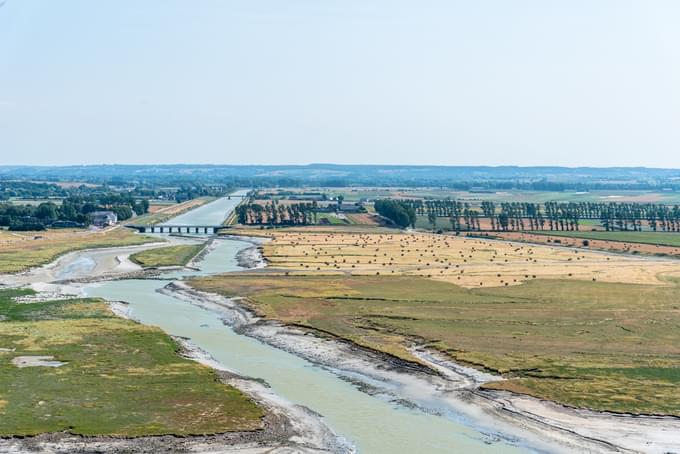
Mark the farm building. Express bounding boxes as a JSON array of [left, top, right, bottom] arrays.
[[317, 202, 365, 213], [91, 211, 118, 227]]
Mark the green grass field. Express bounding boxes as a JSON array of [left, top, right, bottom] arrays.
[[414, 215, 456, 231], [0, 288, 263, 436], [532, 230, 680, 247], [317, 215, 351, 225], [190, 274, 680, 415], [130, 244, 204, 267]]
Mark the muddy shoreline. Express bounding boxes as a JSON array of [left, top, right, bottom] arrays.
[[0, 236, 347, 454], [0, 304, 348, 454], [168, 279, 680, 454], [221, 234, 269, 269]]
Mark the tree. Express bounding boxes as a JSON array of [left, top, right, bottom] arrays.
[[35, 202, 58, 222], [428, 212, 437, 231], [374, 200, 412, 228]]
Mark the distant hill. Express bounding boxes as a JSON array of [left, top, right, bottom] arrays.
[[1, 164, 680, 190]]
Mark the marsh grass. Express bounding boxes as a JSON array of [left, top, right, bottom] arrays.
[[191, 273, 680, 415], [130, 244, 204, 267], [0, 289, 263, 436]]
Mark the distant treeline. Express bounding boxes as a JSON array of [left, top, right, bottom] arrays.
[[400, 200, 680, 232], [0, 194, 149, 231], [146, 185, 233, 203], [0, 180, 234, 204], [0, 181, 70, 200], [4, 165, 680, 190]]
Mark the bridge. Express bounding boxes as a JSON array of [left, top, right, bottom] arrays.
[[126, 224, 226, 235]]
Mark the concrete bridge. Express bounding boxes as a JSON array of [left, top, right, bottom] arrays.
[[126, 224, 225, 235]]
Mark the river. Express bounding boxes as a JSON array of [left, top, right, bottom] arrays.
[[159, 189, 248, 226], [76, 194, 534, 453]]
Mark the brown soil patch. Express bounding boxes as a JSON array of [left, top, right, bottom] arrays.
[[494, 232, 680, 257], [346, 213, 380, 225]]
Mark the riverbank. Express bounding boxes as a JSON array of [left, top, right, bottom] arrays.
[[1, 395, 340, 454], [178, 338, 352, 453], [174, 276, 680, 453], [0, 303, 347, 454], [0, 239, 168, 289], [0, 236, 349, 453], [221, 234, 269, 269], [0, 235, 225, 289], [0, 288, 273, 453], [0, 226, 159, 274]]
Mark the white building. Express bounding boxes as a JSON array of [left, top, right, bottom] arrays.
[[91, 211, 118, 227]]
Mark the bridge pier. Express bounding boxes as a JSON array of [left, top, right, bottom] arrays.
[[130, 224, 221, 235]]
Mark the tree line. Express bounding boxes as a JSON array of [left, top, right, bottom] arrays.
[[397, 199, 680, 232], [0, 194, 149, 231], [235, 201, 318, 226]]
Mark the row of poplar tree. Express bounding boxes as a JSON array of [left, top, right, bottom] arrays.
[[398, 200, 680, 232]]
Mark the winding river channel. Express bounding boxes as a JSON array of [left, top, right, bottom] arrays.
[[20, 194, 548, 453], [5, 194, 679, 453]]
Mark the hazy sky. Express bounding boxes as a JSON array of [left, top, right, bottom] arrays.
[[1, 1, 679, 166]]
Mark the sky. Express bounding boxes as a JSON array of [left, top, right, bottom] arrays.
[[1, 1, 679, 167]]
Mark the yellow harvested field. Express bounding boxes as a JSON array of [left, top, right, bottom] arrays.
[[260, 230, 680, 287]]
